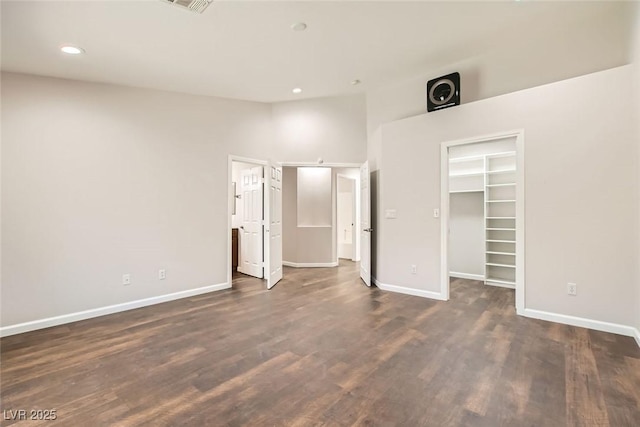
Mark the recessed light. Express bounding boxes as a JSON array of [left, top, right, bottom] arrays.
[[60, 45, 84, 55], [351, 79, 361, 86], [292, 88, 303, 94], [291, 22, 307, 32]]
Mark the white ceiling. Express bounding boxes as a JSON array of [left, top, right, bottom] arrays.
[[1, 1, 636, 103]]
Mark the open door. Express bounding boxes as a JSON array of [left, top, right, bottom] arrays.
[[265, 163, 283, 289], [238, 166, 264, 278], [360, 161, 371, 286]]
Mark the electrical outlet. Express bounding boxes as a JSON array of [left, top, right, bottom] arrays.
[[123, 274, 131, 286], [567, 282, 577, 296], [411, 264, 417, 274], [159, 269, 166, 280]]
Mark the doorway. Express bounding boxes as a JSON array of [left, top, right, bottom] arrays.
[[337, 174, 357, 261], [440, 130, 525, 312], [231, 160, 264, 279], [228, 156, 283, 289], [279, 163, 364, 277]]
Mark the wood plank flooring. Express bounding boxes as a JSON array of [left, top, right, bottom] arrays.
[[1, 261, 639, 426]]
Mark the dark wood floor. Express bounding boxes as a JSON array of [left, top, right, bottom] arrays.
[[1, 262, 639, 426]]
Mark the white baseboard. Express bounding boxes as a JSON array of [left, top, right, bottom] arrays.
[[372, 277, 447, 301], [521, 308, 640, 346], [0, 282, 231, 338], [282, 261, 339, 268], [449, 272, 484, 281]]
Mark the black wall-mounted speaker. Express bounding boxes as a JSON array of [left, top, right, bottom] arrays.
[[427, 72, 460, 112]]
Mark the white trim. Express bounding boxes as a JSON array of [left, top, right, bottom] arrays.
[[521, 308, 640, 346], [0, 282, 230, 338], [280, 162, 362, 168], [440, 144, 450, 301], [372, 277, 447, 301], [282, 261, 339, 268], [449, 272, 484, 281]]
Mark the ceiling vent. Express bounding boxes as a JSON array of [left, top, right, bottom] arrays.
[[162, 0, 212, 14]]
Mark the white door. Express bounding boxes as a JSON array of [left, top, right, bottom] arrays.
[[238, 166, 263, 278], [265, 163, 283, 289], [360, 161, 371, 286]]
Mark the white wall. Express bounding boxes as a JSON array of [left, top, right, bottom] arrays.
[[1, 73, 369, 330], [1, 72, 275, 327], [633, 5, 640, 335], [449, 193, 484, 278], [378, 65, 637, 327], [272, 94, 367, 164]]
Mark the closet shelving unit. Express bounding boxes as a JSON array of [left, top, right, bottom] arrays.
[[484, 152, 516, 288], [449, 151, 517, 289]]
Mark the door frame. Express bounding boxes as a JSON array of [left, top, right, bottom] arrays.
[[439, 129, 525, 313], [228, 155, 268, 286]]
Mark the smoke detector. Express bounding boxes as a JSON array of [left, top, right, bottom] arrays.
[[161, 0, 213, 14]]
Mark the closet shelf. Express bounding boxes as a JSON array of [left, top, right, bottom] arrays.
[[487, 228, 516, 231], [486, 151, 516, 159], [449, 171, 484, 178], [486, 262, 516, 268], [449, 154, 485, 163], [486, 217, 515, 219], [486, 183, 516, 188], [486, 200, 516, 203], [486, 169, 516, 175], [485, 278, 516, 289], [486, 251, 516, 256], [486, 239, 516, 243], [450, 189, 484, 194]]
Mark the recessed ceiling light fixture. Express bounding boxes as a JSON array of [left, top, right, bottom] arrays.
[[351, 79, 361, 86], [60, 45, 84, 55], [291, 22, 307, 32], [292, 88, 303, 94]]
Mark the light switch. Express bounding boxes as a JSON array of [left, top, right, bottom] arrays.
[[433, 209, 440, 218], [385, 209, 397, 219]]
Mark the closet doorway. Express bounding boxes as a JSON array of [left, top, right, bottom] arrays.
[[440, 130, 525, 312]]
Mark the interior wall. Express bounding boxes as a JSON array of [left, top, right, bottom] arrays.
[[449, 193, 484, 278], [378, 65, 637, 327], [1, 72, 276, 327], [271, 94, 367, 165], [633, 4, 640, 335]]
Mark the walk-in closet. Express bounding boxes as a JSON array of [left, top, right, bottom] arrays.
[[448, 138, 517, 288]]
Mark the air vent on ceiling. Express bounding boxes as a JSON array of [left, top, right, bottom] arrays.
[[162, 0, 212, 14]]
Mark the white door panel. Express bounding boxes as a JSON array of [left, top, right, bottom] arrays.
[[238, 166, 263, 278], [266, 164, 283, 289], [360, 161, 371, 286]]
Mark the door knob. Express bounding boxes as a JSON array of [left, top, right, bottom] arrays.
[[363, 228, 373, 232]]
